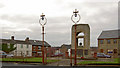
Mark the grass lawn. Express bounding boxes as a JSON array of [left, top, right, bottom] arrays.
[[78, 58, 120, 65], [1, 57, 58, 63]]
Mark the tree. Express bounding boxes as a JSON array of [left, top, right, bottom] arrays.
[[1, 43, 16, 53]]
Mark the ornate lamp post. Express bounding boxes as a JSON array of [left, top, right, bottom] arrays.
[[71, 9, 81, 66], [39, 13, 47, 64]]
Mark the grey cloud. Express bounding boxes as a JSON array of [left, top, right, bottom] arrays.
[[0, 14, 38, 25], [0, 3, 5, 8], [1, 2, 118, 47], [1, 16, 72, 46]]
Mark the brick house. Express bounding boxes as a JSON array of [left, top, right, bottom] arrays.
[[53, 47, 61, 55], [60, 44, 71, 58], [98, 29, 120, 58], [48, 47, 62, 57], [25, 38, 51, 57]]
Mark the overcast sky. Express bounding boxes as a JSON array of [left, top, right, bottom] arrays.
[[0, 0, 119, 47]]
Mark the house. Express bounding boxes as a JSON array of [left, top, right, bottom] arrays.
[[0, 36, 32, 57], [98, 29, 120, 58], [13, 40, 32, 57], [1, 36, 51, 57], [49, 47, 62, 57], [29, 40, 51, 57], [60, 44, 71, 58], [24, 37, 51, 57]]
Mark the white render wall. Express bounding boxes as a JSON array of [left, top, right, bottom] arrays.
[[13, 44, 32, 57]]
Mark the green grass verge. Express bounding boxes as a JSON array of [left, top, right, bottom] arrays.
[[114, 58, 120, 63], [78, 58, 120, 65], [1, 57, 58, 63]]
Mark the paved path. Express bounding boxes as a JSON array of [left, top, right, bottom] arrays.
[[47, 57, 82, 66], [46, 57, 115, 66], [47, 59, 71, 66]]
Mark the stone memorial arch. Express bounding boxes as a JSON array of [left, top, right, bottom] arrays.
[[71, 24, 90, 58]]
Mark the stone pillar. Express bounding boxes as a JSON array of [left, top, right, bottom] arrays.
[[71, 24, 90, 58]]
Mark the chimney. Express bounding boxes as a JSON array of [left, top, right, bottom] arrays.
[[25, 37, 29, 42], [11, 36, 14, 40]]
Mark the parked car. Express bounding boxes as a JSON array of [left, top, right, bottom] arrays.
[[0, 51, 7, 58], [97, 53, 111, 58], [6, 54, 14, 57]]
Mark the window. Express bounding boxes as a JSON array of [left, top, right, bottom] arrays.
[[21, 44, 23, 48], [107, 40, 110, 44], [21, 51, 23, 56], [26, 51, 29, 55], [100, 40, 104, 44], [46, 47, 48, 50], [27, 45, 29, 48], [114, 49, 117, 53], [113, 39, 117, 44], [38, 46, 41, 50], [84, 50, 88, 55], [32, 52, 36, 56], [38, 52, 42, 56], [33, 46, 36, 50]]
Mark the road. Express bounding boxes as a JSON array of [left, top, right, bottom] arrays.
[[2, 62, 42, 66]]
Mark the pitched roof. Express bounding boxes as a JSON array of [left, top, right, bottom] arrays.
[[98, 29, 120, 39], [61, 44, 71, 49], [15, 40, 31, 44], [0, 39, 31, 44], [0, 39, 51, 47], [29, 40, 51, 47], [0, 39, 16, 44]]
